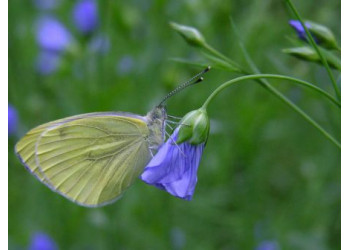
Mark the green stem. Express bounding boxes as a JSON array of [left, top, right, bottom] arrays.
[[202, 74, 340, 149], [203, 19, 340, 148], [285, 0, 341, 100], [204, 74, 339, 108]]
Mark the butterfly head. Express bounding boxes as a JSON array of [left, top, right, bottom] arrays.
[[145, 66, 210, 153]]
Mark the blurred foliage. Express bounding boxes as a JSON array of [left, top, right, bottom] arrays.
[[9, 0, 340, 249]]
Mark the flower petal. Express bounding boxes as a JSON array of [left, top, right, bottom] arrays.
[[36, 16, 72, 52], [142, 129, 187, 183], [141, 128, 205, 200], [8, 104, 18, 136], [36, 51, 61, 75], [29, 232, 58, 250], [73, 0, 99, 34], [289, 20, 312, 40]]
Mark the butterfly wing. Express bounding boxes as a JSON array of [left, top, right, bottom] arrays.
[[15, 112, 110, 184], [15, 112, 152, 207]]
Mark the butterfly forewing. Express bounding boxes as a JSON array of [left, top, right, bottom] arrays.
[[15, 112, 141, 182], [15, 113, 152, 207]]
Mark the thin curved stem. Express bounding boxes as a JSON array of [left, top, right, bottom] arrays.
[[285, 0, 341, 100], [202, 74, 340, 149], [203, 74, 339, 108]]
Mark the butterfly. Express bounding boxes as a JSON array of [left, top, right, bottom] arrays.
[[15, 67, 210, 207]]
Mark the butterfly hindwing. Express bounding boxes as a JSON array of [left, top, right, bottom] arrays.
[[15, 113, 152, 207]]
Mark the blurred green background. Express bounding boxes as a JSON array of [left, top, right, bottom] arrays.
[[9, 0, 340, 249]]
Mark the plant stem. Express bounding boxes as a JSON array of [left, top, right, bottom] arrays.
[[202, 74, 340, 149], [285, 0, 341, 100], [203, 19, 340, 148], [205, 74, 339, 108]]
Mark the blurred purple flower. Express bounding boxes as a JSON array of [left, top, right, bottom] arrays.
[[255, 240, 280, 250], [141, 128, 204, 200], [117, 55, 134, 75], [28, 232, 58, 250], [88, 34, 110, 54], [73, 0, 98, 34], [36, 16, 72, 52], [8, 104, 18, 136], [36, 51, 61, 75], [289, 20, 313, 41], [171, 227, 186, 249], [33, 0, 61, 10]]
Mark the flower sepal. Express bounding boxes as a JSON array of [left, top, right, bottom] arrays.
[[176, 108, 210, 145]]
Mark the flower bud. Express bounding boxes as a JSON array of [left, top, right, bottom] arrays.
[[170, 22, 206, 48], [283, 46, 319, 61], [282, 46, 340, 70], [289, 20, 339, 50], [177, 108, 210, 145], [307, 21, 339, 50]]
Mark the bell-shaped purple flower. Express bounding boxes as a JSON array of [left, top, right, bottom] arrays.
[[36, 16, 72, 52], [8, 104, 18, 136], [141, 128, 205, 200], [73, 0, 98, 34], [289, 20, 312, 41], [36, 50, 62, 75], [28, 232, 58, 250]]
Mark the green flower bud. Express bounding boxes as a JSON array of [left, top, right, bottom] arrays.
[[170, 22, 206, 48], [306, 21, 339, 50], [283, 46, 319, 61], [177, 109, 210, 145], [289, 20, 339, 51], [283, 46, 340, 70]]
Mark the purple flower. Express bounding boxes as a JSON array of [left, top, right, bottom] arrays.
[[28, 232, 58, 250], [8, 104, 18, 136], [117, 55, 134, 75], [289, 20, 339, 50], [255, 240, 280, 250], [88, 34, 110, 54], [141, 128, 205, 200], [36, 16, 72, 52], [73, 0, 98, 34], [289, 20, 312, 41], [36, 51, 61, 75]]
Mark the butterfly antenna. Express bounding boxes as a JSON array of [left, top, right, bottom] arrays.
[[158, 66, 211, 106]]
